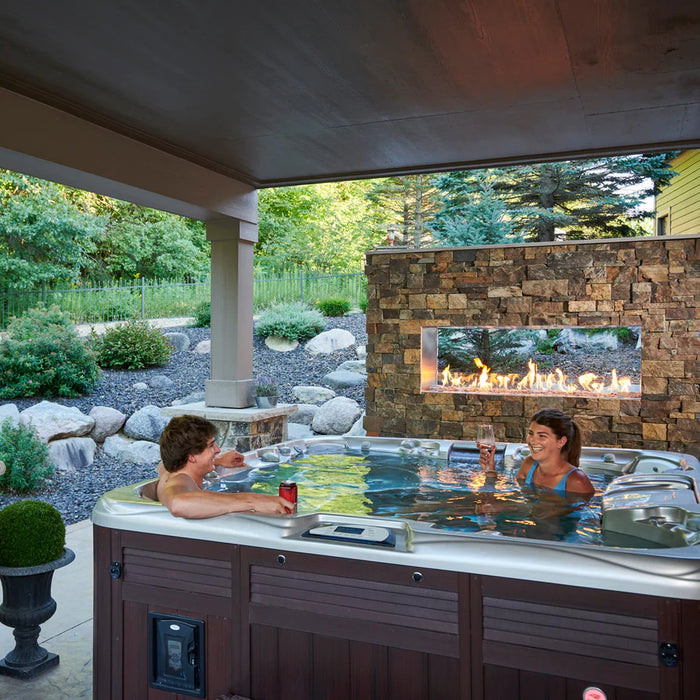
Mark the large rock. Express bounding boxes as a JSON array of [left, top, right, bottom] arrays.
[[264, 335, 299, 352], [335, 359, 367, 375], [171, 391, 206, 406], [48, 436, 97, 471], [305, 329, 355, 355], [124, 405, 171, 442], [0, 403, 20, 427], [288, 404, 319, 425], [163, 332, 190, 352], [20, 401, 95, 442], [88, 406, 127, 443], [356, 345, 367, 360], [312, 397, 362, 435], [103, 434, 162, 464], [148, 374, 175, 390], [292, 386, 336, 404], [322, 370, 366, 389], [343, 412, 366, 436], [288, 423, 315, 440], [194, 339, 210, 354], [554, 328, 620, 354]]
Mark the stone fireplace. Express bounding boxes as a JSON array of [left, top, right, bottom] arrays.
[[364, 234, 699, 458]]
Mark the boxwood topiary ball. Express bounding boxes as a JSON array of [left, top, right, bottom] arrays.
[[0, 500, 65, 567]]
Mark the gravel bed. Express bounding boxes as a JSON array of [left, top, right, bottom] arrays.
[[0, 314, 368, 525]]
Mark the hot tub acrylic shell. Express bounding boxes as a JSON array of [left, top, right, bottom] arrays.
[[92, 437, 700, 700], [92, 437, 700, 601]]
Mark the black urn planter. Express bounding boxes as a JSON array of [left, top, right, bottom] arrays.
[[0, 547, 75, 679]]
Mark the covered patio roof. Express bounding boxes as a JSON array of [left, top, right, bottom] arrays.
[[1, 0, 699, 198]]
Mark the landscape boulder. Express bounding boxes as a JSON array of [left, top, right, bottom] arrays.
[[288, 423, 314, 440], [356, 345, 367, 360], [322, 370, 366, 389], [48, 436, 97, 471], [133, 382, 149, 391], [194, 339, 210, 354], [0, 403, 20, 427], [343, 412, 366, 436], [103, 434, 162, 464], [335, 359, 367, 375], [553, 328, 620, 354], [20, 401, 95, 442], [264, 335, 299, 352], [148, 374, 175, 390], [292, 386, 336, 404], [163, 332, 190, 352], [88, 406, 127, 443], [124, 405, 171, 442], [171, 391, 206, 406], [288, 404, 319, 426], [305, 329, 355, 355], [312, 397, 362, 435]]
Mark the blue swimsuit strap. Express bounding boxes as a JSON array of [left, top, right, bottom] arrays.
[[525, 461, 578, 494]]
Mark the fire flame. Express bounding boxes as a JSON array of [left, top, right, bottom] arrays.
[[439, 358, 636, 396]]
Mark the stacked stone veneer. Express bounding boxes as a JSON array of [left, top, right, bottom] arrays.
[[364, 234, 699, 458]]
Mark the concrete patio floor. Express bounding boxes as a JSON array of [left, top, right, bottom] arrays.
[[0, 520, 93, 699]]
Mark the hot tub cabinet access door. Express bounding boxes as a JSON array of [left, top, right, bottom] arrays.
[[469, 576, 698, 700], [240, 547, 465, 700]]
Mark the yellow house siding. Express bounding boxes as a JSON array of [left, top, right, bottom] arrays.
[[655, 150, 700, 235]]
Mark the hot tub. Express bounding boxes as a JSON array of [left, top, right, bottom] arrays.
[[92, 438, 700, 700]]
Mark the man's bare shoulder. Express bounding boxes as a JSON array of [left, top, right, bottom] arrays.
[[157, 470, 198, 502]]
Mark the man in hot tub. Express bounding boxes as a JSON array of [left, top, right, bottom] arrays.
[[157, 415, 294, 518]]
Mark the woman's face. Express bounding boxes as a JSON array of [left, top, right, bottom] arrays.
[[526, 421, 567, 462]]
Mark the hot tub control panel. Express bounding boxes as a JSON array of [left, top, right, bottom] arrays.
[[302, 523, 396, 547]]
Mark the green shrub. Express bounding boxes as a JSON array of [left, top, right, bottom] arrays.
[[191, 300, 211, 327], [317, 297, 351, 317], [359, 295, 368, 313], [0, 305, 101, 399], [0, 420, 54, 494], [0, 500, 65, 567], [255, 302, 326, 342], [92, 319, 172, 369]]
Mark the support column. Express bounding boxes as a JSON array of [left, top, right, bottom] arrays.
[[205, 218, 257, 408]]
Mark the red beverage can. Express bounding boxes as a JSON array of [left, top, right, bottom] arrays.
[[279, 480, 297, 513]]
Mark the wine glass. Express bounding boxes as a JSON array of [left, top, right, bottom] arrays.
[[476, 424, 495, 450]]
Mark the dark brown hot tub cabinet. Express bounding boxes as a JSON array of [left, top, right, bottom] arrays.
[[93, 525, 699, 700]]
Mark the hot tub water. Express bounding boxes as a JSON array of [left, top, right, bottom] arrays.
[[207, 443, 615, 546]]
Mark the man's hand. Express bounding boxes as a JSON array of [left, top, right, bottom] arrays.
[[249, 493, 296, 514], [214, 449, 245, 468]]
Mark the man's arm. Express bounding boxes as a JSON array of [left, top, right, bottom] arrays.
[[158, 472, 293, 519], [213, 449, 245, 468]]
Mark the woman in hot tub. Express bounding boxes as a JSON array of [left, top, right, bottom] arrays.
[[480, 408, 594, 495]]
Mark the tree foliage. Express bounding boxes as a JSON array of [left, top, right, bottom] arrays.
[[365, 175, 440, 247], [432, 154, 679, 243], [432, 171, 525, 246], [0, 170, 103, 289], [256, 181, 385, 271], [0, 169, 209, 286]]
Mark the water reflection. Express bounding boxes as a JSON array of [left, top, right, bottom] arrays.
[[212, 449, 611, 545]]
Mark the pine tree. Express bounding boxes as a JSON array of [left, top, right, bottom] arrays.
[[433, 154, 679, 243], [365, 174, 440, 246], [432, 171, 524, 246]]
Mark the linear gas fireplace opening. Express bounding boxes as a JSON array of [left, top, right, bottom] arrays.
[[421, 326, 642, 398]]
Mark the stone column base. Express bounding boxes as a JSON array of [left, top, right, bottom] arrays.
[[160, 402, 298, 452]]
